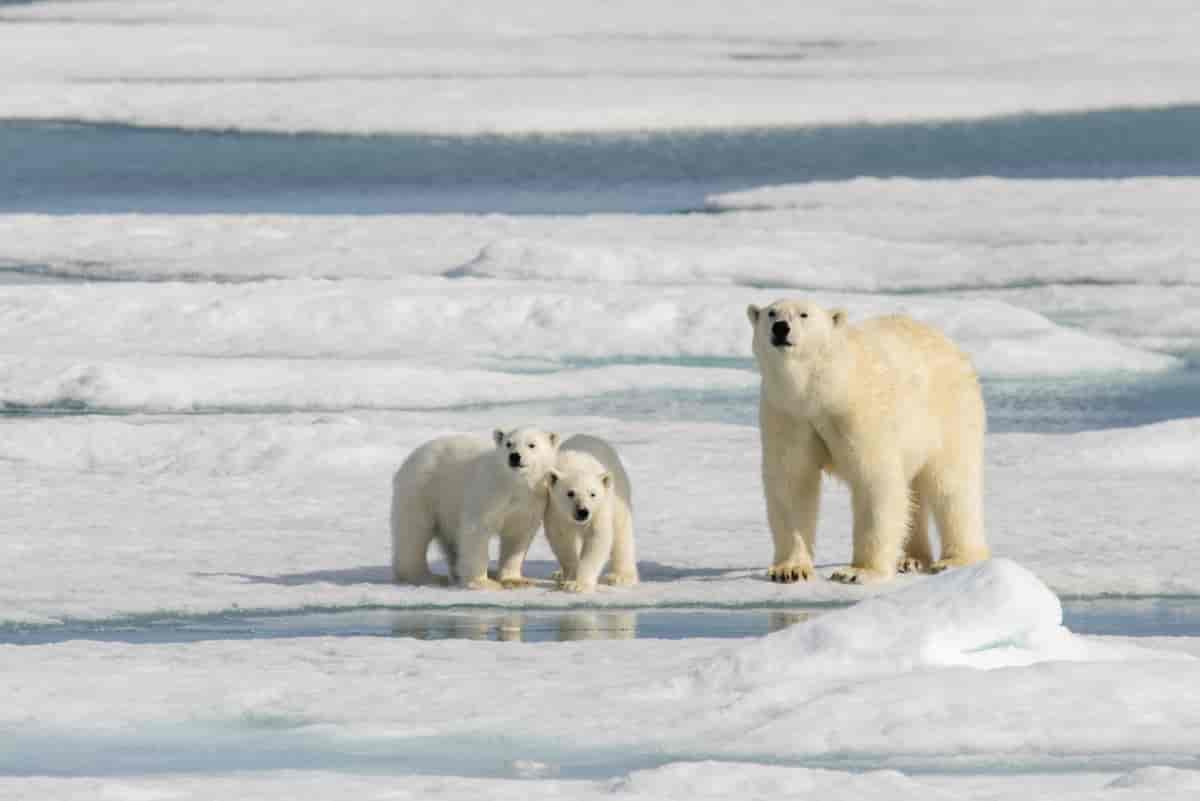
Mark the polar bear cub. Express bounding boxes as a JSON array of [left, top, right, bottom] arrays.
[[390, 427, 559, 589], [544, 434, 638, 593], [747, 299, 991, 584]]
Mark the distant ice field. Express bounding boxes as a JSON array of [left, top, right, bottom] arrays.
[[4, 0, 1200, 136]]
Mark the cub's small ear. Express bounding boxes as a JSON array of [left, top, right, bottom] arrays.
[[547, 469, 561, 486], [746, 304, 761, 326], [548, 432, 560, 448], [493, 429, 506, 446], [830, 308, 848, 327], [600, 472, 613, 489]]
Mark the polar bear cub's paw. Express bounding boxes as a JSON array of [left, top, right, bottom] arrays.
[[603, 572, 638, 587], [462, 576, 504, 590], [559, 579, 598, 594], [499, 576, 536, 589], [829, 566, 891, 584], [768, 561, 814, 583]]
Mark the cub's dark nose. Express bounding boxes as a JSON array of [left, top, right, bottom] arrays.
[[508, 452, 522, 468], [574, 507, 590, 522], [771, 320, 791, 345]]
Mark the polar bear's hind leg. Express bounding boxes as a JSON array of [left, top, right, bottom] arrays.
[[898, 480, 933, 573], [391, 486, 442, 585]]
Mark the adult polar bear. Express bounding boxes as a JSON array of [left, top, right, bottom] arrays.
[[747, 299, 990, 583], [390, 427, 559, 589]]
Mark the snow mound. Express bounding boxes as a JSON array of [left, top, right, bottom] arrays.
[[706, 560, 1093, 692], [778, 558, 1064, 668]]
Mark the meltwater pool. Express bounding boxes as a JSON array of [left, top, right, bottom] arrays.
[[5, 599, 1199, 646]]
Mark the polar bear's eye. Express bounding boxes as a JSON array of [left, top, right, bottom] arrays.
[[506, 441, 513, 449], [589, 491, 597, 498], [566, 490, 575, 498], [767, 310, 776, 318], [800, 312, 808, 319], [528, 443, 536, 449]]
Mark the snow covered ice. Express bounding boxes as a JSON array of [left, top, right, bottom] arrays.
[[3, 0, 1200, 798]]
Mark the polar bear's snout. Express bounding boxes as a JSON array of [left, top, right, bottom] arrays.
[[771, 319, 792, 347], [573, 506, 590, 523], [508, 451, 523, 469]]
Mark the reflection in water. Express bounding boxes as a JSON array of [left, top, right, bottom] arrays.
[[555, 611, 637, 642], [11, 600, 1196, 646], [384, 609, 810, 643], [388, 610, 641, 642], [767, 610, 812, 632]]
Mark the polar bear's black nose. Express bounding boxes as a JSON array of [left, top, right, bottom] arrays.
[[508, 452, 522, 468], [772, 320, 790, 339], [574, 507, 590, 522]]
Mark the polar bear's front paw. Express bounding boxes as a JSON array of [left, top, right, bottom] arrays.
[[499, 576, 535, 590], [829, 566, 889, 584], [603, 572, 638, 587], [559, 580, 597, 594], [462, 576, 503, 590], [768, 562, 814, 583], [928, 558, 973, 575], [897, 557, 928, 574]]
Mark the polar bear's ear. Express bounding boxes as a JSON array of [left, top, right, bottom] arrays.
[[600, 472, 613, 489], [493, 429, 506, 446], [746, 304, 761, 326], [547, 469, 561, 486], [548, 432, 560, 448], [830, 308, 848, 327]]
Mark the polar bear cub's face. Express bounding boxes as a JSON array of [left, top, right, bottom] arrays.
[[547, 462, 612, 526], [746, 299, 846, 363], [493, 427, 560, 487]]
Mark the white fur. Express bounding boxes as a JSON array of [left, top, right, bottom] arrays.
[[748, 299, 991, 584], [544, 434, 638, 593], [390, 427, 559, 589]]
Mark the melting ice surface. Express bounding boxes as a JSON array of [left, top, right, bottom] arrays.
[[4, 1, 1200, 798]]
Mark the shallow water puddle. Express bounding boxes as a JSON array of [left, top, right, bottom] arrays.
[[5, 600, 1199, 646]]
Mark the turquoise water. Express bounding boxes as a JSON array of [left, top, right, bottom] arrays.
[[6, 363, 1195, 435], [504, 365, 1200, 434], [5, 600, 1197, 646]]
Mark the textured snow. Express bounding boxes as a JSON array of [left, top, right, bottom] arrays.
[[3, 412, 1200, 626], [6, 176, 1200, 290], [2, 1, 1200, 134]]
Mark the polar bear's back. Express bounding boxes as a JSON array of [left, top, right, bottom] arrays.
[[849, 314, 986, 448], [560, 434, 632, 505], [854, 315, 980, 398], [394, 434, 492, 521], [856, 315, 975, 375]]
